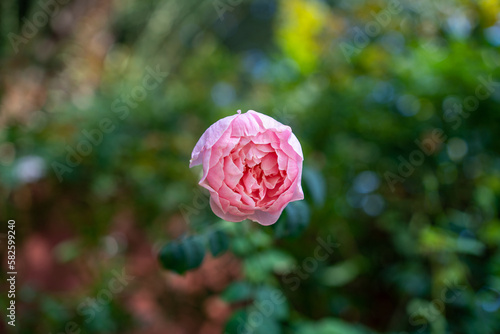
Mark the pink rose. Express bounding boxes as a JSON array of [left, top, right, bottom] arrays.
[[190, 110, 304, 225]]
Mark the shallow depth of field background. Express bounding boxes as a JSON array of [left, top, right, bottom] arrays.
[[1, 0, 500, 333]]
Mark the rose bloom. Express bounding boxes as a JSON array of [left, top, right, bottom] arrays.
[[190, 110, 304, 225]]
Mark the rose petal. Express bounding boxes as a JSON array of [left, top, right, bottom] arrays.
[[242, 172, 258, 194], [205, 160, 224, 191], [261, 153, 278, 175], [263, 174, 280, 190], [248, 110, 289, 133], [190, 113, 239, 167], [230, 112, 262, 137], [275, 149, 288, 170], [247, 209, 283, 226], [223, 156, 243, 188], [209, 197, 246, 222], [190, 110, 304, 226]]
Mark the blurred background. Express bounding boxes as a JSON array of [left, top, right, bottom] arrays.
[[1, 0, 500, 333]]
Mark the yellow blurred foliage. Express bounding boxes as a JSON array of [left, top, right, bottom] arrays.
[[276, 0, 328, 74], [479, 0, 500, 25]]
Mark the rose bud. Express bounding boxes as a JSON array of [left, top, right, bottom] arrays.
[[190, 110, 304, 225]]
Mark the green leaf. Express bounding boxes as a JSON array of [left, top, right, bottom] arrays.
[[456, 236, 485, 256], [183, 236, 206, 270], [248, 229, 273, 248], [224, 309, 248, 334], [222, 281, 253, 302], [232, 237, 254, 256], [303, 167, 326, 206], [53, 240, 81, 263], [255, 285, 289, 320], [274, 201, 310, 238], [320, 257, 365, 287], [244, 250, 295, 282], [158, 236, 205, 274], [294, 318, 371, 334], [208, 229, 230, 257], [248, 311, 282, 334], [226, 305, 282, 334]]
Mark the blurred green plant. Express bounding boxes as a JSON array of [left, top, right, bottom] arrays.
[[1, 0, 500, 333]]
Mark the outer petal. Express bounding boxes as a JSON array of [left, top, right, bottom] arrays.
[[288, 132, 304, 160], [204, 160, 224, 191], [292, 159, 304, 201], [248, 110, 290, 132], [209, 197, 247, 222], [248, 209, 283, 226], [189, 112, 240, 168], [249, 109, 303, 161]]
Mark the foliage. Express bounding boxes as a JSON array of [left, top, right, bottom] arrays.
[[1, 0, 500, 333]]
